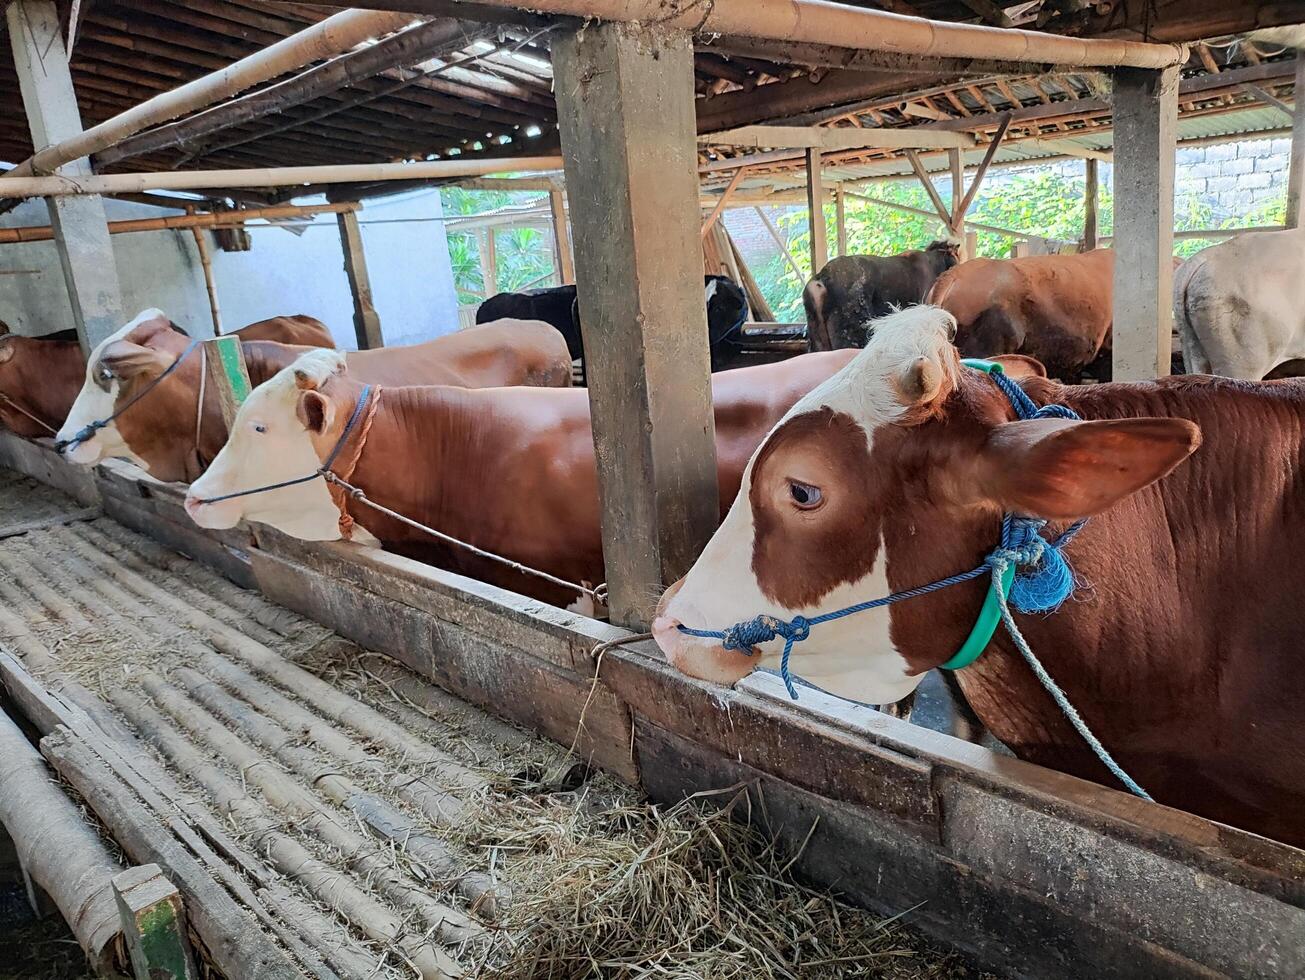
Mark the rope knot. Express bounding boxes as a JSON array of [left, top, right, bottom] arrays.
[[720, 613, 810, 653], [988, 514, 1082, 615]]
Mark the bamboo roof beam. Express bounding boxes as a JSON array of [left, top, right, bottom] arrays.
[[701, 125, 976, 151]]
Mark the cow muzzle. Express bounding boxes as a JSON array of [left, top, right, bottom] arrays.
[[183, 492, 240, 530], [652, 580, 757, 686]]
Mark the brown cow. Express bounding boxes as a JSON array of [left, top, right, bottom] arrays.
[[184, 348, 859, 610], [926, 249, 1115, 379], [0, 311, 333, 440], [56, 311, 572, 483], [652, 305, 1305, 847]]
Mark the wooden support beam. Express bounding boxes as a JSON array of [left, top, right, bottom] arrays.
[[700, 124, 975, 151], [955, 113, 1011, 219], [113, 864, 198, 980], [1084, 157, 1099, 250], [337, 211, 384, 350], [204, 337, 252, 429], [806, 146, 828, 274], [553, 22, 719, 627], [7, 0, 124, 355], [185, 206, 222, 336], [548, 186, 575, 285], [1240, 83, 1294, 121], [700, 167, 749, 240], [1111, 66, 1179, 381], [905, 149, 953, 227], [1287, 53, 1305, 229], [756, 206, 805, 281], [835, 185, 848, 257], [0, 202, 358, 243], [948, 148, 964, 237]]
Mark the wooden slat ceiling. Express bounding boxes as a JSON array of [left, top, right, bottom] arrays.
[[0, 0, 1299, 184]]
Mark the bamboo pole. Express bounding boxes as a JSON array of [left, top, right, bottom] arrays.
[[2, 8, 419, 179], [548, 185, 575, 284], [700, 166, 749, 240], [0, 202, 359, 243], [756, 206, 804, 281], [465, 0, 1187, 69], [0, 711, 125, 975], [0, 157, 566, 199], [186, 206, 223, 336]]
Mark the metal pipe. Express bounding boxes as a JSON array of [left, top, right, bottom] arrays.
[[467, 0, 1186, 69], [0, 157, 566, 198], [3, 8, 418, 179]]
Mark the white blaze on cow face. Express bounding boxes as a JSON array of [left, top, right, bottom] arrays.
[[185, 349, 346, 540], [56, 309, 167, 467], [652, 305, 961, 706]]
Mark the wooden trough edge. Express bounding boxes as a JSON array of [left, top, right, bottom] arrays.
[[1, 432, 1302, 980]]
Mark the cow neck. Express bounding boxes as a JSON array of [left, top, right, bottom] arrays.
[[0, 340, 82, 436], [320, 384, 383, 541]]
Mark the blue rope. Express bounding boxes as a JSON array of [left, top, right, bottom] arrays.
[[57, 339, 201, 452], [678, 363, 1150, 799]]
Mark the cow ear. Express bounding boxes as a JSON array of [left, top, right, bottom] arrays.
[[100, 340, 170, 379], [296, 390, 334, 435], [988, 354, 1047, 379], [976, 416, 1201, 520]]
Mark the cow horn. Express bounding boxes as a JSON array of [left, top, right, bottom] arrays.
[[895, 355, 944, 406], [293, 369, 319, 390]]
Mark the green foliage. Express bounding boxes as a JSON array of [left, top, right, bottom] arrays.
[[439, 188, 558, 306]]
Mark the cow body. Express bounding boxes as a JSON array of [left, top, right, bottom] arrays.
[[55, 312, 570, 483], [1175, 228, 1305, 379], [656, 305, 1305, 846], [477, 276, 750, 377], [0, 314, 332, 440], [804, 242, 960, 351], [927, 249, 1114, 379], [186, 349, 856, 609]]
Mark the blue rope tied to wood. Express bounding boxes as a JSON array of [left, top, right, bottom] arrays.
[[679, 360, 1151, 799]]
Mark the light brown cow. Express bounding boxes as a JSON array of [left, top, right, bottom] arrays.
[[184, 348, 858, 609], [0, 312, 332, 440], [926, 249, 1115, 379], [56, 312, 572, 483], [652, 305, 1305, 847]]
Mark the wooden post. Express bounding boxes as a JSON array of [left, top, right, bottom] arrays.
[[1111, 66, 1179, 381], [549, 185, 575, 284], [185, 206, 223, 336], [1084, 157, 1100, 250], [7, 0, 124, 355], [204, 336, 252, 429], [478, 229, 497, 298], [1286, 52, 1305, 229], [113, 864, 198, 980], [553, 22, 719, 627], [835, 185, 848, 257], [336, 210, 383, 350], [965, 230, 979, 261], [806, 146, 828, 274], [948, 147, 965, 241]]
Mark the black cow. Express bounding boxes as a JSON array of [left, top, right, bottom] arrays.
[[477, 275, 749, 381], [803, 241, 960, 351]]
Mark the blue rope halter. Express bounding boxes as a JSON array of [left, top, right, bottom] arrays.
[[679, 359, 1151, 800], [57, 339, 202, 453]]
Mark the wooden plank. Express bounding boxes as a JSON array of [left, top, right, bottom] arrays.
[[6, 0, 124, 354], [337, 210, 384, 349], [0, 507, 98, 540], [700, 124, 975, 150], [113, 864, 198, 980], [553, 23, 719, 628], [248, 544, 639, 783], [203, 336, 252, 430], [548, 185, 574, 284], [1111, 66, 1179, 380], [1288, 53, 1305, 229], [806, 145, 828, 274], [0, 430, 101, 506]]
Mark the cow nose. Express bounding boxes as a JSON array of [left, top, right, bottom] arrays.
[[183, 494, 203, 520]]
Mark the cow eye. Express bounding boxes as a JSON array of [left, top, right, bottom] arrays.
[[252, 423, 267, 434], [96, 365, 113, 383], [788, 481, 823, 509]]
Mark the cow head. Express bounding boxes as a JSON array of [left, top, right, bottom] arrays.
[[56, 310, 186, 470], [652, 306, 1200, 704], [185, 349, 351, 540]]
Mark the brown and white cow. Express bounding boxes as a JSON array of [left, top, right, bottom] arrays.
[[653, 305, 1305, 846], [0, 312, 332, 441], [184, 348, 858, 609], [926, 249, 1115, 380], [55, 311, 572, 483]]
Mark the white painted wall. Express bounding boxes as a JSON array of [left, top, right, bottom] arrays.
[[0, 186, 459, 348]]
